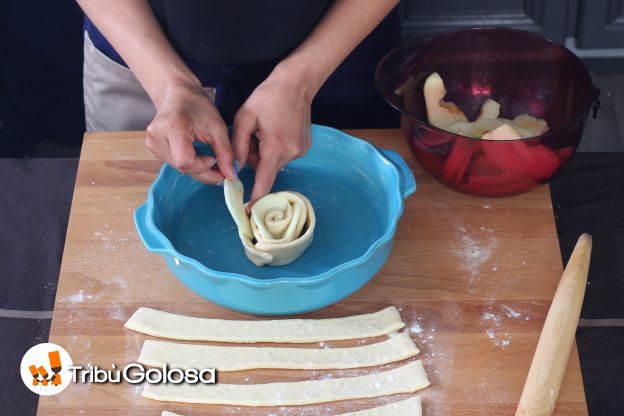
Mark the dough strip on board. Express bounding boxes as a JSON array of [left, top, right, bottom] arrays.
[[139, 332, 419, 371], [125, 306, 404, 343], [161, 395, 422, 416], [143, 360, 429, 406]]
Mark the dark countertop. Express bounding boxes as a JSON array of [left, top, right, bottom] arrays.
[[0, 152, 622, 415], [549, 152, 624, 415]]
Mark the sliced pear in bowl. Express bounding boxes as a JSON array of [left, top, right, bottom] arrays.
[[424, 72, 468, 128], [469, 118, 534, 139], [477, 98, 501, 120], [423, 72, 549, 140], [447, 121, 477, 137], [513, 114, 550, 136], [481, 123, 523, 141]]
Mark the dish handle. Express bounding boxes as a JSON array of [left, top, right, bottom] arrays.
[[134, 204, 168, 253], [379, 149, 417, 199]]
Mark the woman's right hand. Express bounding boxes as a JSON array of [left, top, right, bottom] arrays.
[[145, 82, 236, 184]]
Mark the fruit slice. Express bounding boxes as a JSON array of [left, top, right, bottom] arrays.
[[513, 114, 549, 136], [511, 142, 560, 182], [447, 121, 476, 137], [480, 125, 527, 175], [442, 139, 473, 185], [480, 123, 523, 141], [424, 72, 468, 128], [477, 98, 501, 120], [480, 124, 560, 181], [471, 154, 502, 176], [469, 118, 533, 139]]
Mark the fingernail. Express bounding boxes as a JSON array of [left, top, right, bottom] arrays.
[[233, 160, 240, 179], [209, 158, 218, 168]]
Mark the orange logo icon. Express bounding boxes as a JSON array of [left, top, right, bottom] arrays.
[[28, 350, 63, 387], [21, 343, 72, 395]]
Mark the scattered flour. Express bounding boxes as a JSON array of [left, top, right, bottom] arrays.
[[108, 304, 126, 321], [409, 321, 424, 334], [454, 230, 497, 293], [65, 289, 85, 303], [480, 303, 532, 348], [63, 275, 128, 307], [500, 304, 522, 319]]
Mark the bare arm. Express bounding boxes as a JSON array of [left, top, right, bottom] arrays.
[[77, 0, 194, 106], [233, 0, 400, 204], [77, 0, 235, 182], [282, 0, 400, 100]]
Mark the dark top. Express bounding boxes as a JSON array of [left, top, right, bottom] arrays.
[[149, 0, 331, 65]]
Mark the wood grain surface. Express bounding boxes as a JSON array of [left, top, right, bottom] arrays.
[[37, 130, 588, 415]]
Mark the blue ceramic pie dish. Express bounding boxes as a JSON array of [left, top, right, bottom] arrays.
[[135, 124, 416, 315]]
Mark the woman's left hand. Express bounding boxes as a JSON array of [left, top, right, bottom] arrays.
[[232, 65, 314, 207]]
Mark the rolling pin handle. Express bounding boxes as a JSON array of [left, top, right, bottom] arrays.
[[516, 233, 592, 416]]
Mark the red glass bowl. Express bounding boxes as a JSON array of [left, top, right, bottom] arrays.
[[375, 27, 600, 197]]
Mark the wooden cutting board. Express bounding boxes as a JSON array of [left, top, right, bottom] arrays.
[[37, 130, 588, 415]]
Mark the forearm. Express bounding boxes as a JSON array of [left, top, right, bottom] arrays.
[[275, 0, 399, 98], [77, 0, 200, 107]]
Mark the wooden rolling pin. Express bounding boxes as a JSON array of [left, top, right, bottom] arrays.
[[516, 233, 592, 416]]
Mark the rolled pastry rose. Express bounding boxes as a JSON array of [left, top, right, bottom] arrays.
[[224, 179, 315, 267]]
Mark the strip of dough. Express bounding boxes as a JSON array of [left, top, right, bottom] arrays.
[[125, 306, 404, 343], [143, 360, 429, 406], [161, 395, 422, 416], [139, 332, 419, 371]]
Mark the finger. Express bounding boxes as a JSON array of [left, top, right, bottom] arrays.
[[149, 130, 222, 184], [206, 125, 236, 181], [169, 134, 217, 175], [163, 135, 218, 176], [232, 110, 257, 170], [249, 152, 283, 208], [191, 168, 225, 185]]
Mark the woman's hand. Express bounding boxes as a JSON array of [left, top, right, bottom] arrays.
[[231, 0, 398, 205], [76, 0, 237, 183], [146, 82, 236, 184], [232, 66, 314, 205]]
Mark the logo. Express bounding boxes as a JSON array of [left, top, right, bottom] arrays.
[[20, 343, 73, 395], [20, 343, 216, 395]]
